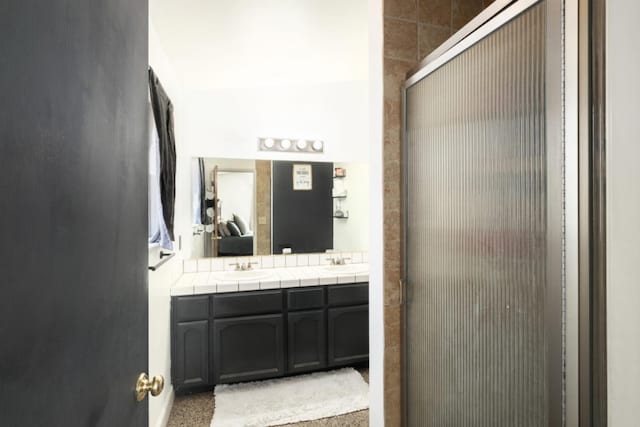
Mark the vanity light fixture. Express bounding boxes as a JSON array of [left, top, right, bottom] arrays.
[[258, 137, 324, 154], [280, 139, 292, 150]]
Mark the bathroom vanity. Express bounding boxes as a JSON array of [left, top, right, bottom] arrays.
[[170, 268, 369, 394]]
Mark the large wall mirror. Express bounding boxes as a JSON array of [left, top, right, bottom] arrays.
[[191, 158, 369, 258]]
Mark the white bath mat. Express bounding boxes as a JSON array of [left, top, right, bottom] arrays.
[[211, 368, 369, 427]]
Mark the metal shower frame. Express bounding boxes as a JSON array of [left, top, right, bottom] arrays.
[[400, 0, 588, 425]]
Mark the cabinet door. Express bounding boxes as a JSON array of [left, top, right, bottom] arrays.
[[328, 305, 369, 367], [287, 310, 326, 374], [213, 314, 285, 384], [173, 320, 209, 392]]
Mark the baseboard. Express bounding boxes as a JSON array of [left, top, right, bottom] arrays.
[[154, 386, 175, 427]]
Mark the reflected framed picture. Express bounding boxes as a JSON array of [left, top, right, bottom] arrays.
[[292, 164, 312, 191]]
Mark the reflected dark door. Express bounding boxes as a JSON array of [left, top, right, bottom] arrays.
[[272, 161, 333, 254], [0, 1, 149, 426]]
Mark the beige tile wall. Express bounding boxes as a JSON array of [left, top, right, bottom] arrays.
[[255, 160, 271, 255], [382, 0, 490, 425]]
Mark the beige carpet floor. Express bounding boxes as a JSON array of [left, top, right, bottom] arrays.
[[167, 368, 369, 427]]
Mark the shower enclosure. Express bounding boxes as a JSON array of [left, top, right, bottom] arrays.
[[403, 0, 576, 425]]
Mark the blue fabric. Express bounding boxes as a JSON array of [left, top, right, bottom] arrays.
[[148, 107, 173, 250], [192, 158, 202, 225]]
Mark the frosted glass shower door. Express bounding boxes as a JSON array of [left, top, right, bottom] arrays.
[[404, 1, 562, 425]]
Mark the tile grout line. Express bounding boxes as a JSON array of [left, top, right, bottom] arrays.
[[383, 16, 418, 24]]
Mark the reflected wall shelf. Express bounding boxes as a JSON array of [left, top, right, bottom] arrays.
[[332, 168, 348, 220]]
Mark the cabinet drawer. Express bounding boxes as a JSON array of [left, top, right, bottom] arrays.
[[174, 296, 210, 322], [213, 290, 283, 318], [287, 287, 325, 311], [327, 283, 368, 307]]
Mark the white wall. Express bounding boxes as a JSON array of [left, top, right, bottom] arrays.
[[147, 251, 181, 427], [177, 83, 368, 162], [333, 162, 370, 252], [368, 0, 384, 425], [149, 0, 368, 90], [149, 18, 180, 104], [606, 1, 640, 424]]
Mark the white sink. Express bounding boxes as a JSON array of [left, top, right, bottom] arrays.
[[320, 264, 369, 275], [212, 270, 274, 282]]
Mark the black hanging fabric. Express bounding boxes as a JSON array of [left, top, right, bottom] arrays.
[[199, 158, 207, 225], [148, 67, 176, 240]]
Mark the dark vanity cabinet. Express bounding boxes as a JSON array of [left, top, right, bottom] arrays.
[[327, 283, 369, 366], [171, 283, 368, 394], [328, 306, 369, 366], [287, 288, 327, 373], [212, 291, 285, 384], [171, 296, 210, 393], [213, 314, 285, 383]]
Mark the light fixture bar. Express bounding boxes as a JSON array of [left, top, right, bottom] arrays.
[[258, 137, 324, 153]]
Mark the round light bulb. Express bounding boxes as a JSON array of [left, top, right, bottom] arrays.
[[296, 139, 307, 150], [312, 140, 323, 151], [280, 139, 292, 150], [263, 138, 275, 149]]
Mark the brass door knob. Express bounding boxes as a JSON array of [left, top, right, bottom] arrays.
[[135, 373, 165, 402]]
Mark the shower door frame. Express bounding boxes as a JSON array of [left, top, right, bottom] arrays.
[[401, 0, 580, 425]]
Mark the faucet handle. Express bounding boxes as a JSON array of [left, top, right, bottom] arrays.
[[333, 256, 351, 265], [247, 261, 259, 270]]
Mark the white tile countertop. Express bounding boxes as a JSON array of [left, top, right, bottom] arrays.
[[170, 263, 370, 296]]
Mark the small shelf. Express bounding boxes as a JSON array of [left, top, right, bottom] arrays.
[[332, 195, 347, 199], [332, 175, 346, 179], [333, 215, 349, 219]]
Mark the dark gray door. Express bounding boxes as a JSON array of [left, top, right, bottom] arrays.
[[0, 1, 149, 426], [327, 305, 369, 366], [174, 320, 210, 391], [213, 314, 285, 384], [272, 161, 333, 254], [287, 310, 327, 373]]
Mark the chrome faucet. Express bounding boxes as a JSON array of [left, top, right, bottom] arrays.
[[326, 255, 351, 265], [230, 261, 259, 271]]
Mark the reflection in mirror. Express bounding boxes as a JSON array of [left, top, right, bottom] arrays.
[[191, 158, 368, 258]]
